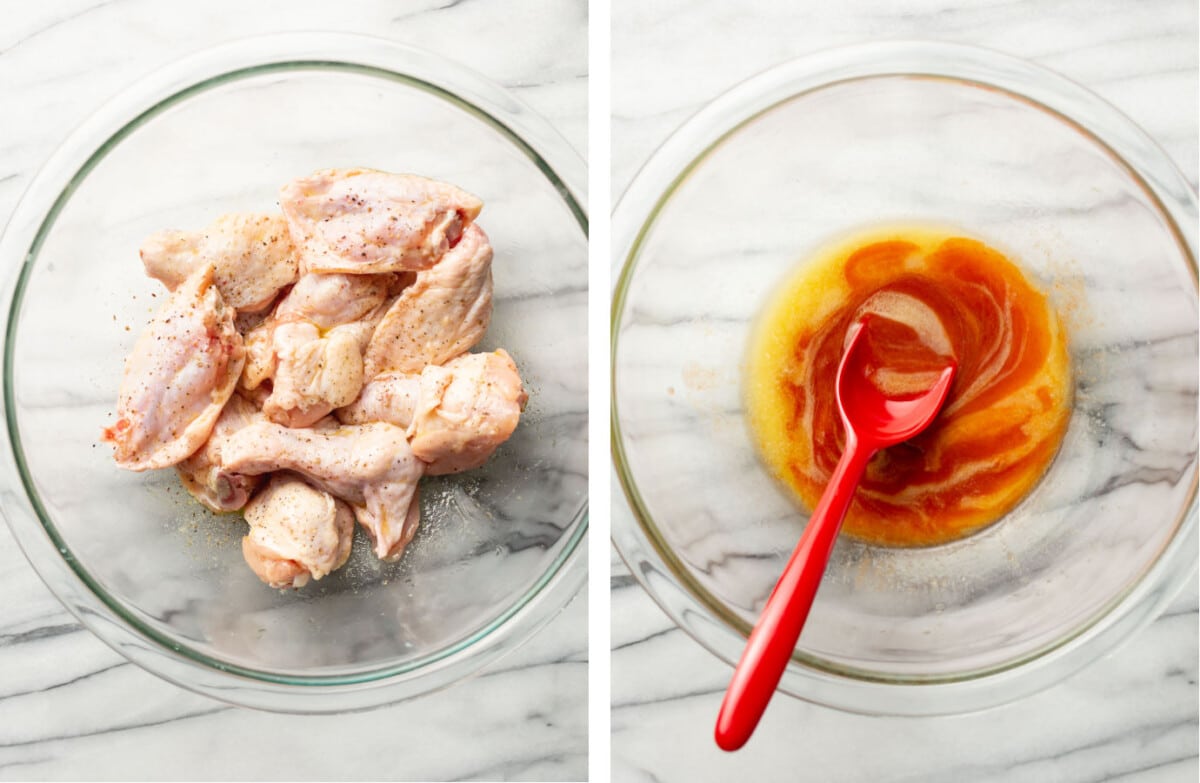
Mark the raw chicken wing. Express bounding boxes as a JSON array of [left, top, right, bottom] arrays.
[[280, 168, 483, 274], [253, 272, 390, 424], [264, 321, 364, 428], [364, 223, 493, 376], [103, 264, 244, 471], [222, 421, 424, 561], [176, 394, 264, 512], [409, 350, 527, 475], [242, 475, 355, 589], [140, 213, 298, 313]]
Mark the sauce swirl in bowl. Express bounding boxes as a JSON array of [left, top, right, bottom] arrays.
[[746, 227, 1071, 546]]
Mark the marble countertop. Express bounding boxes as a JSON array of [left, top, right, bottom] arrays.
[[611, 1, 1198, 781], [0, 2, 586, 781]]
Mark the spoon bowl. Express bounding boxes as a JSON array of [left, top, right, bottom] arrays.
[[838, 317, 958, 447]]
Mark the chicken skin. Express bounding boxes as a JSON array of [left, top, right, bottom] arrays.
[[335, 371, 421, 428], [103, 264, 245, 471], [242, 474, 355, 589], [264, 321, 364, 428], [274, 271, 390, 329], [240, 272, 391, 397], [176, 394, 264, 512], [364, 223, 493, 377], [338, 350, 525, 474], [409, 350, 527, 475], [140, 213, 298, 313], [248, 272, 390, 426], [222, 421, 424, 561], [280, 168, 483, 275], [240, 318, 276, 392]]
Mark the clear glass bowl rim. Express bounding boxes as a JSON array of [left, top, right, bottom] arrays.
[[0, 31, 589, 713], [610, 40, 1198, 716]]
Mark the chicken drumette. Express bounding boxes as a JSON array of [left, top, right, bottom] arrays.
[[222, 421, 424, 562], [242, 474, 355, 589], [340, 350, 526, 475]]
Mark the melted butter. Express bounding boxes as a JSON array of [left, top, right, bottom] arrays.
[[745, 225, 1072, 547]]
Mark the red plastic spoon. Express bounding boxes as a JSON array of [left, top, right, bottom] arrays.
[[715, 316, 957, 752]]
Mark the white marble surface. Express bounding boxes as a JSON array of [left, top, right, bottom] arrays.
[[611, 1, 1199, 781], [0, 1, 586, 781]]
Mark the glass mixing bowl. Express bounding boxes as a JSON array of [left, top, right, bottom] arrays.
[[611, 42, 1197, 715], [0, 33, 587, 712]]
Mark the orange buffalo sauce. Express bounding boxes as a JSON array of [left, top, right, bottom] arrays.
[[745, 227, 1071, 547]]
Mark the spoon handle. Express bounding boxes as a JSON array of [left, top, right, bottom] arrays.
[[714, 437, 874, 751]]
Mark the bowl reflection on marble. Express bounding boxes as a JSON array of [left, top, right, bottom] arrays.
[[612, 42, 1197, 715], [0, 34, 587, 712]]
